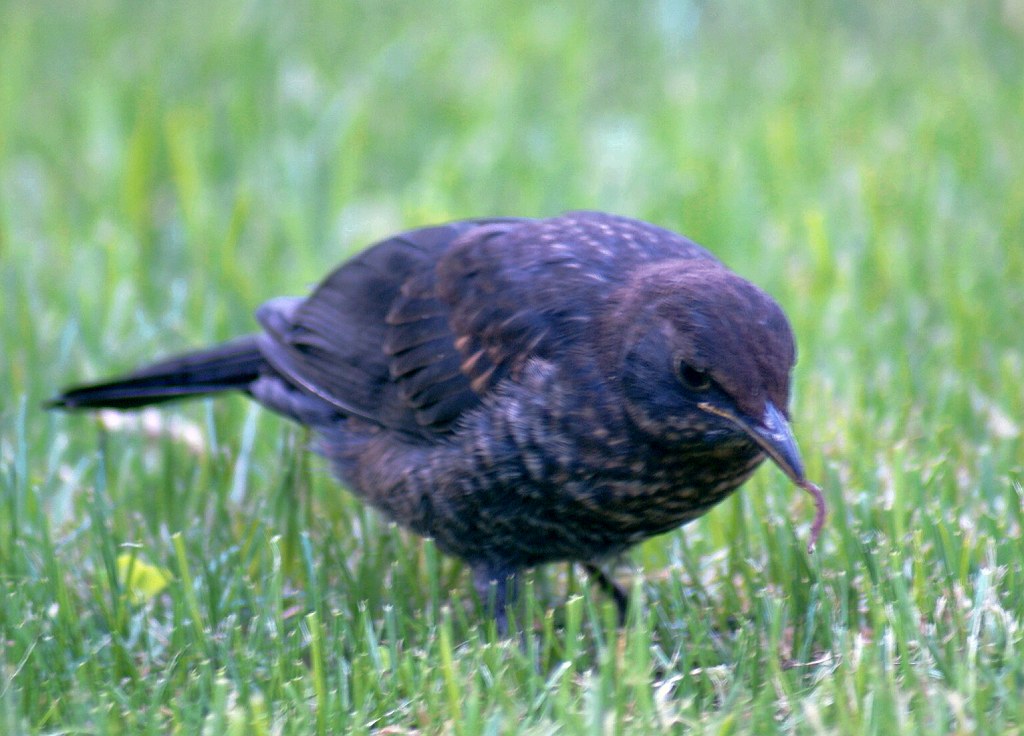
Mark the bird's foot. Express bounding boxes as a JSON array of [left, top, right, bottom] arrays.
[[472, 564, 519, 636], [581, 562, 629, 625]]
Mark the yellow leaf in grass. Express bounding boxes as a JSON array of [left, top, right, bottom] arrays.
[[116, 553, 171, 604]]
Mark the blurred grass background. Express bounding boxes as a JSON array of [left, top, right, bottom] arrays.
[[1, 0, 1023, 733]]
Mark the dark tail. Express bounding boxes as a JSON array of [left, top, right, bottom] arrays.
[[47, 336, 266, 410]]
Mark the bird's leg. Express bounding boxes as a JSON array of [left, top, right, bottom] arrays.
[[581, 563, 629, 625], [472, 564, 518, 636]]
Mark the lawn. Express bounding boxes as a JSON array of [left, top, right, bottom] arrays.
[[2, 0, 1023, 733]]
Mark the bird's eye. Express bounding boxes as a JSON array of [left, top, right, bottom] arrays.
[[677, 361, 711, 391]]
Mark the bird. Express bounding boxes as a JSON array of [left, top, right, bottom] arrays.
[[49, 211, 825, 630]]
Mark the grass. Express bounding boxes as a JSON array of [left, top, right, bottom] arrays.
[[1, 0, 1023, 732]]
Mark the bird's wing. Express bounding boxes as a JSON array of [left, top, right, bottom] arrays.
[[255, 219, 525, 436]]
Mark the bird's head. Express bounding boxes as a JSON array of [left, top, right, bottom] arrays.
[[613, 260, 806, 484]]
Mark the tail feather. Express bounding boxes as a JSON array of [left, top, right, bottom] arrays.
[[47, 336, 265, 410]]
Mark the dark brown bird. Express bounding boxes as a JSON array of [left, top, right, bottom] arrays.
[[49, 211, 824, 628]]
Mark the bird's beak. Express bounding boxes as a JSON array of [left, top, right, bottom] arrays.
[[698, 400, 806, 483]]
